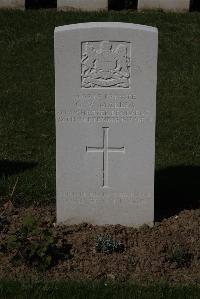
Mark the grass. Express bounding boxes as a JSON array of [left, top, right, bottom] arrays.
[[0, 10, 200, 204], [0, 280, 200, 299]]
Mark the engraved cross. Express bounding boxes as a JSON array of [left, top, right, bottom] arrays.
[[86, 127, 125, 188]]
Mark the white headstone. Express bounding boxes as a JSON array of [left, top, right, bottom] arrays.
[[0, 0, 25, 9], [57, 0, 107, 11], [138, 0, 190, 11], [55, 22, 158, 226]]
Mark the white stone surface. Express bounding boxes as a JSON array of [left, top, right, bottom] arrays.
[[0, 0, 25, 9], [55, 22, 158, 226], [57, 0, 107, 11], [138, 0, 190, 11]]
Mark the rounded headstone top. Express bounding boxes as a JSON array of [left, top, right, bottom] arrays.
[[55, 22, 158, 34]]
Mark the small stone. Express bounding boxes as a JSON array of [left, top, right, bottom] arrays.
[[3, 200, 14, 212], [107, 273, 116, 280]]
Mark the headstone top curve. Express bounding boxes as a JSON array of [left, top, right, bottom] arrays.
[[54, 22, 158, 34]]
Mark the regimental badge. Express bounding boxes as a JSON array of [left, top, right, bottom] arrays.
[[81, 41, 131, 88]]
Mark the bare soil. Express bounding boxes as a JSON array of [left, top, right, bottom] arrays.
[[1, 201, 200, 285]]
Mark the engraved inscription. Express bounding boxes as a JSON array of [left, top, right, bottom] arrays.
[[86, 127, 125, 188], [56, 94, 151, 124], [81, 41, 131, 88], [62, 191, 151, 204]]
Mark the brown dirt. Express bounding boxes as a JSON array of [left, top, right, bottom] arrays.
[[0, 201, 200, 284]]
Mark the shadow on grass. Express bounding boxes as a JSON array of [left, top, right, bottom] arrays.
[[155, 166, 200, 221], [0, 160, 38, 178]]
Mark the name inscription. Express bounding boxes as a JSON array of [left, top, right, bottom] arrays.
[[57, 94, 151, 123]]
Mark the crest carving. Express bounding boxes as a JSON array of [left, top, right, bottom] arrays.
[[81, 41, 130, 88]]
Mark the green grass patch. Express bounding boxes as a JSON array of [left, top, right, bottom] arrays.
[[0, 10, 200, 203], [0, 280, 200, 299]]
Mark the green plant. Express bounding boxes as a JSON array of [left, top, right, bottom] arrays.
[[167, 245, 192, 268], [5, 214, 72, 271], [95, 235, 124, 254]]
